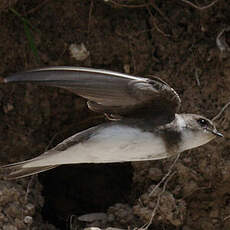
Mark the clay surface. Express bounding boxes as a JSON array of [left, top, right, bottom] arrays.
[[0, 0, 229, 229]]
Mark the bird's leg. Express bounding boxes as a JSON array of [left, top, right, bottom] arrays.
[[104, 113, 122, 121]]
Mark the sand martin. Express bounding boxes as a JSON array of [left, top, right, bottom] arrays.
[[0, 67, 223, 179]]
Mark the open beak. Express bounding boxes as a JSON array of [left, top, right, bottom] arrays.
[[212, 129, 224, 137]]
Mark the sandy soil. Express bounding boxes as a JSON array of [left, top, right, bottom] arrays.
[[0, 0, 229, 229]]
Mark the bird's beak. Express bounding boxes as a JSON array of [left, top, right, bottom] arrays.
[[212, 129, 224, 137]]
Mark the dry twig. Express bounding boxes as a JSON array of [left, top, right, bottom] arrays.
[[137, 154, 180, 230], [88, 0, 94, 34], [150, 153, 180, 196], [150, 0, 172, 25], [212, 101, 230, 122], [25, 175, 36, 202], [180, 0, 218, 10], [195, 69, 201, 87], [140, 171, 177, 230], [146, 5, 170, 37]]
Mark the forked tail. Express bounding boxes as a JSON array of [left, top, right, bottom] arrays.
[[0, 160, 59, 180]]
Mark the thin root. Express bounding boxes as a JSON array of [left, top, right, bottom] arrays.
[[140, 171, 177, 230], [180, 0, 218, 10], [150, 153, 180, 196], [146, 5, 171, 37], [138, 153, 180, 230], [212, 101, 230, 122]]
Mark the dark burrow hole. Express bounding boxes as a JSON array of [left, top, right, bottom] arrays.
[[39, 163, 133, 229]]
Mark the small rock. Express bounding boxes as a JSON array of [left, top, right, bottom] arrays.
[[25, 203, 35, 215], [24, 216, 33, 225], [108, 203, 134, 225], [5, 203, 22, 218], [69, 43, 90, 61], [134, 185, 186, 226], [123, 64, 130, 74]]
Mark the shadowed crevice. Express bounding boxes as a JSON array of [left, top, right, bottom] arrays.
[[39, 163, 133, 229]]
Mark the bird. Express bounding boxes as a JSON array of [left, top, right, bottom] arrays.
[[0, 66, 223, 179]]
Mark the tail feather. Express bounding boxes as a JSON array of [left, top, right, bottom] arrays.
[[0, 161, 59, 180]]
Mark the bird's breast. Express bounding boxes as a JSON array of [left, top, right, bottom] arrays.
[[45, 124, 169, 166], [24, 123, 170, 168]]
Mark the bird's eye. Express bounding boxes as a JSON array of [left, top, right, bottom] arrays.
[[197, 118, 208, 127]]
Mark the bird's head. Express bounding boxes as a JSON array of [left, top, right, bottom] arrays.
[[177, 114, 223, 151]]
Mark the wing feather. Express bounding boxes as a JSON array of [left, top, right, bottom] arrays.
[[5, 67, 181, 120]]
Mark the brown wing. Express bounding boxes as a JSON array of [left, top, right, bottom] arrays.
[[5, 67, 181, 122]]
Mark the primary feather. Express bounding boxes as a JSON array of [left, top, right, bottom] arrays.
[[5, 67, 181, 119]]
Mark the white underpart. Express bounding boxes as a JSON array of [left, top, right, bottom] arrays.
[[180, 129, 215, 152], [24, 125, 168, 168]]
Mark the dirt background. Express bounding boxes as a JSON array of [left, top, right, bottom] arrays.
[[0, 0, 230, 229]]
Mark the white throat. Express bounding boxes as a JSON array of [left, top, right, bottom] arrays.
[[176, 115, 215, 152]]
